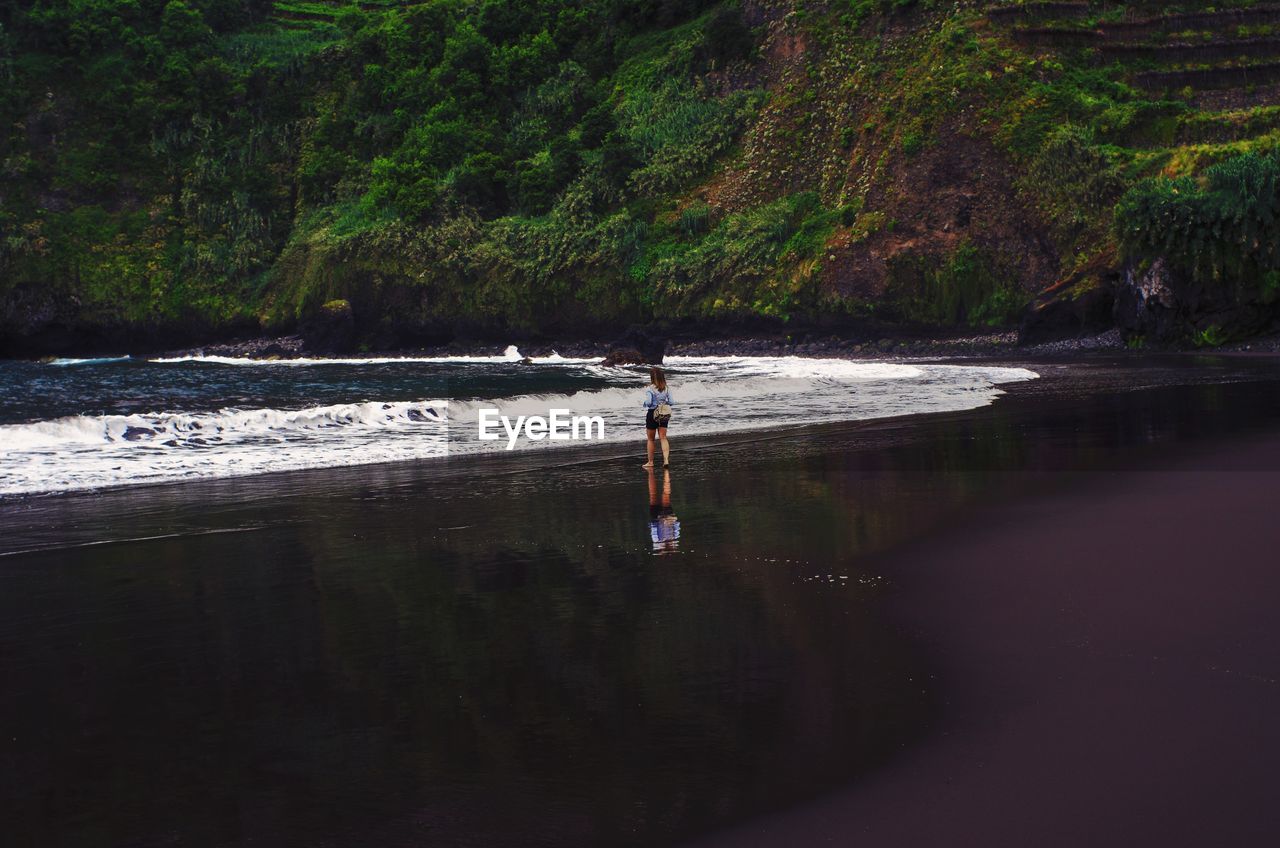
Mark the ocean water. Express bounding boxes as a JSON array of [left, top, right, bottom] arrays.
[[0, 347, 1037, 496]]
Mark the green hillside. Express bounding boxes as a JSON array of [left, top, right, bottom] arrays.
[[2, 0, 1279, 352]]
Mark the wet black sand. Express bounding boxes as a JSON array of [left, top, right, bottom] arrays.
[[693, 434, 1280, 847], [4, 356, 1280, 846]]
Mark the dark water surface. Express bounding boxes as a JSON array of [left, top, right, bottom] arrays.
[[4, 356, 1280, 846], [0, 356, 610, 423]]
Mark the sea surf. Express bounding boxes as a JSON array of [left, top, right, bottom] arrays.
[[0, 347, 1037, 496]]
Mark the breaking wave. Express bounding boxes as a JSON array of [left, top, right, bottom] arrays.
[[45, 356, 133, 366], [149, 344, 600, 367], [0, 352, 1037, 495]]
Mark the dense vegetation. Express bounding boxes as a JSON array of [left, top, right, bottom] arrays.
[[3, 0, 1280, 351], [1117, 151, 1280, 291]]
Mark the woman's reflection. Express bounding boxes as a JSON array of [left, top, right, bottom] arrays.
[[647, 467, 681, 554]]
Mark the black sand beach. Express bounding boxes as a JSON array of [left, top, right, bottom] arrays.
[[4, 356, 1280, 846], [693, 431, 1280, 847]]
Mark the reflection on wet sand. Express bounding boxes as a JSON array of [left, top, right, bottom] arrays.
[[648, 467, 681, 554]]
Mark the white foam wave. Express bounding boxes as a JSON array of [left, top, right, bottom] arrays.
[[4, 401, 445, 451], [664, 355, 923, 381], [0, 401, 449, 495], [444, 362, 1037, 452], [148, 344, 602, 367], [46, 356, 132, 366], [0, 356, 1037, 496]]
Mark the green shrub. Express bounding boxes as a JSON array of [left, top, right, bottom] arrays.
[[886, 242, 1027, 327], [1115, 151, 1280, 288], [1193, 325, 1229, 348], [679, 201, 711, 236], [648, 192, 837, 319]]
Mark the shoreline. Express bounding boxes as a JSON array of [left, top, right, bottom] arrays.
[[39, 326, 1280, 364], [166, 328, 1130, 361], [6, 352, 1276, 534], [7, 351, 1280, 505], [14, 323, 1280, 364], [13, 329, 1126, 363], [0, 383, 1032, 512]]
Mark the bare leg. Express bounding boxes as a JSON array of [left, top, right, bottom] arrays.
[[643, 429, 655, 468], [659, 427, 670, 466]]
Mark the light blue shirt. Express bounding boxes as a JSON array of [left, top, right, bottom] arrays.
[[650, 516, 681, 548], [643, 388, 675, 409]]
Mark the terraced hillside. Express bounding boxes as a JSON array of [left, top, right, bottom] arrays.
[[980, 1, 1280, 342], [1, 0, 1278, 353]]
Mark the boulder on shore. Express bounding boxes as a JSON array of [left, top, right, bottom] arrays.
[[1113, 258, 1279, 345], [601, 325, 666, 366]]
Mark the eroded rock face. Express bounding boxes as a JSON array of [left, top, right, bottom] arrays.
[[1114, 259, 1209, 344], [601, 325, 666, 366], [1113, 259, 1280, 344], [301, 299, 356, 354]]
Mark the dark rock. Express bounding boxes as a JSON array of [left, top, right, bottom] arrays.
[[601, 325, 666, 366], [1018, 269, 1116, 345], [122, 426, 155, 441], [1113, 259, 1280, 345], [406, 408, 429, 422], [301, 300, 356, 354], [0, 284, 74, 357], [1113, 259, 1181, 344], [162, 335, 304, 361]]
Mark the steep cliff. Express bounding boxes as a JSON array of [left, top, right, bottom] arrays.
[[2, 1, 1279, 354]]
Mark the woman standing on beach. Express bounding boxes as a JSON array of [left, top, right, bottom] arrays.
[[642, 366, 675, 469]]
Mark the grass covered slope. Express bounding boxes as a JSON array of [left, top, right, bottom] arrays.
[[2, 0, 1280, 353]]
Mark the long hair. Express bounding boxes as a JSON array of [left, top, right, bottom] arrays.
[[650, 366, 667, 392]]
